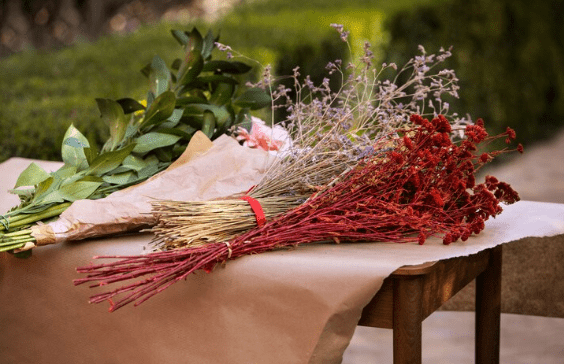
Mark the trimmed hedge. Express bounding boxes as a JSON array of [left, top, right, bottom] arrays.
[[0, 3, 394, 163], [0, 25, 181, 162], [384, 0, 564, 147], [1, 0, 457, 163]]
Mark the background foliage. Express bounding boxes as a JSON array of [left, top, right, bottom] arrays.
[[0, 0, 562, 163], [384, 0, 564, 145]]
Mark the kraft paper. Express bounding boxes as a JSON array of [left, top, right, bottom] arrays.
[[1, 157, 563, 364]]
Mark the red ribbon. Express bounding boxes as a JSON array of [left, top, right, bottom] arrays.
[[240, 195, 266, 227]]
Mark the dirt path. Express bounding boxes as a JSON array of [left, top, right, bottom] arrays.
[[479, 128, 564, 204]]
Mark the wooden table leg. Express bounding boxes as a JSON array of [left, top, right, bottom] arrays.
[[393, 276, 423, 364], [475, 245, 502, 364]]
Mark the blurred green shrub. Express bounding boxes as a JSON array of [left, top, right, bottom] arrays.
[[384, 0, 564, 146], [216, 7, 388, 120], [0, 26, 181, 162], [0, 0, 438, 163]]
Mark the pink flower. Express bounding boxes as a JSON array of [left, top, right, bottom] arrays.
[[235, 117, 292, 155]]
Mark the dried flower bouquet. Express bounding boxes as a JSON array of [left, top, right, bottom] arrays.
[[150, 28, 471, 250], [75, 113, 522, 311], [73, 25, 523, 311]]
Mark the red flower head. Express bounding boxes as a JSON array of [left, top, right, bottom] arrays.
[[410, 114, 425, 125], [442, 233, 453, 245], [517, 143, 524, 154], [418, 232, 426, 245], [433, 114, 452, 133], [465, 124, 488, 143], [505, 127, 516, 141], [403, 135, 414, 150], [390, 151, 404, 164]]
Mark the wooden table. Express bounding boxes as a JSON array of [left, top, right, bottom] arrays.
[[358, 245, 502, 364]]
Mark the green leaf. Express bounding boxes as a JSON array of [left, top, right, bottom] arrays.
[[177, 50, 204, 87], [182, 104, 231, 128], [146, 91, 155, 108], [136, 164, 161, 180], [83, 147, 97, 166], [174, 28, 205, 87], [198, 75, 239, 85], [153, 147, 173, 163], [234, 87, 272, 110], [59, 181, 103, 201], [154, 127, 194, 141], [54, 164, 78, 181], [78, 175, 104, 183], [34, 176, 54, 200], [223, 103, 236, 131], [122, 154, 147, 171], [210, 81, 235, 106], [236, 108, 252, 125], [144, 155, 160, 166], [61, 124, 90, 169], [202, 29, 215, 60], [159, 108, 184, 129], [63, 137, 88, 148], [140, 91, 176, 130], [202, 60, 252, 74], [14, 163, 51, 188], [8, 188, 34, 198], [85, 144, 136, 177], [171, 29, 189, 46], [116, 98, 146, 114], [133, 132, 182, 154], [180, 116, 204, 129], [84, 134, 100, 165], [176, 96, 209, 106], [96, 98, 128, 151], [123, 123, 140, 141], [149, 55, 171, 97], [104, 166, 131, 175], [102, 172, 136, 185], [171, 58, 182, 71], [38, 190, 65, 204], [201, 110, 216, 139], [186, 28, 204, 53]]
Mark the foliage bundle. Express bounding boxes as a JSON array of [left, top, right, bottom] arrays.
[[0, 27, 270, 253]]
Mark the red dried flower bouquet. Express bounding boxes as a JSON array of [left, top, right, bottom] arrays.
[[75, 114, 521, 311]]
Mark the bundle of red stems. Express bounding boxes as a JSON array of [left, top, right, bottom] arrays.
[[75, 114, 522, 311]]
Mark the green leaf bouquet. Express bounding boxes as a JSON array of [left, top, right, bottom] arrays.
[[0, 28, 271, 254]]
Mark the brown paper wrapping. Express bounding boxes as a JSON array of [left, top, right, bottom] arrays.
[[30, 224, 56, 246], [28, 132, 272, 246], [1, 158, 564, 364]]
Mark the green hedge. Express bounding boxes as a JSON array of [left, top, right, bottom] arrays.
[[0, 26, 181, 162], [0, 0, 439, 163], [384, 0, 564, 147]]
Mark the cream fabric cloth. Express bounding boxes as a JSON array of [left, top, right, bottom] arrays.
[[1, 157, 563, 364]]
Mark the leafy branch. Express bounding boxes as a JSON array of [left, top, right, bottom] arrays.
[[1, 27, 271, 254]]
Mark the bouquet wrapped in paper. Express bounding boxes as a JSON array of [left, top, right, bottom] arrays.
[[16, 131, 275, 250]]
